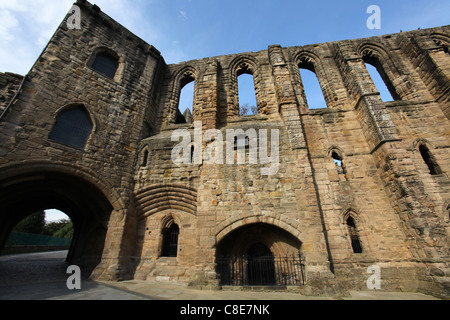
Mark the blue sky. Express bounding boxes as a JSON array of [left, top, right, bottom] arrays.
[[1, 0, 449, 110], [0, 0, 449, 220], [1, 0, 449, 76]]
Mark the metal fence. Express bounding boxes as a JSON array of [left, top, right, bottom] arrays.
[[6, 232, 72, 247], [217, 255, 305, 287]]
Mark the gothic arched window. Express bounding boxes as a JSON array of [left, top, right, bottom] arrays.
[[298, 57, 328, 109], [346, 216, 363, 254], [161, 222, 180, 257], [49, 105, 93, 150], [363, 54, 400, 102], [419, 144, 442, 175]]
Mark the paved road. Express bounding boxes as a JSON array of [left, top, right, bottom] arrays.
[[0, 251, 151, 300], [0, 251, 442, 301]]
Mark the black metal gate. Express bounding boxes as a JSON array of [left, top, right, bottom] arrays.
[[217, 255, 305, 286]]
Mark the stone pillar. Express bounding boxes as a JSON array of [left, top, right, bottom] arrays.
[[91, 206, 136, 281], [188, 179, 220, 289], [397, 33, 450, 119], [333, 42, 401, 153], [193, 58, 220, 131], [268, 45, 306, 150]]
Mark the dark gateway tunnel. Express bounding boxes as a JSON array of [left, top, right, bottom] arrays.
[[0, 165, 114, 276]]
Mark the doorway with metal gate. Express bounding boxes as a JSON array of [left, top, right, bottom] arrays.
[[246, 243, 276, 285], [216, 223, 305, 287]]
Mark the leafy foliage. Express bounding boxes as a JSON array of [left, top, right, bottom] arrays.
[[13, 211, 46, 235], [13, 212, 73, 239], [43, 219, 74, 239]]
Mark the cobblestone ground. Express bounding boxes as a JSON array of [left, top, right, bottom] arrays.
[[0, 251, 441, 301], [0, 251, 149, 300]]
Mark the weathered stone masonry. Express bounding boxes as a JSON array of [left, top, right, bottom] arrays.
[[0, 1, 449, 297]]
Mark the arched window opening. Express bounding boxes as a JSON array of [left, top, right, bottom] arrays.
[[299, 68, 327, 109], [178, 80, 195, 124], [331, 150, 347, 181], [49, 105, 93, 150], [346, 216, 363, 254], [238, 73, 258, 116], [92, 52, 119, 79], [141, 149, 149, 167], [419, 144, 442, 175], [161, 222, 179, 257], [190, 145, 195, 164], [363, 57, 400, 102]]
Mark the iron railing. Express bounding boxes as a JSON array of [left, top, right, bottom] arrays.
[[217, 255, 305, 286]]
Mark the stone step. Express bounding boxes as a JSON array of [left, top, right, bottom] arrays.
[[150, 258, 184, 280]]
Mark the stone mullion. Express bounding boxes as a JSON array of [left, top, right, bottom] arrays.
[[397, 34, 450, 119], [333, 43, 401, 153]]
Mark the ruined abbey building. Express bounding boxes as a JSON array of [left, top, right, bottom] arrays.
[[0, 0, 449, 298]]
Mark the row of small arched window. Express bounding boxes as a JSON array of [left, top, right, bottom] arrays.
[[176, 55, 400, 123]]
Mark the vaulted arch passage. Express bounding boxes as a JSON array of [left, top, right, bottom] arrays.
[[0, 167, 114, 276]]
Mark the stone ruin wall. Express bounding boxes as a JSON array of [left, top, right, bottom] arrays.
[[0, 0, 449, 297]]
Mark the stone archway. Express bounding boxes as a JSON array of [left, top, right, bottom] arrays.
[[0, 164, 117, 276], [216, 223, 304, 286]]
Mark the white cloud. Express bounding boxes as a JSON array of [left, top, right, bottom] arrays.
[[45, 209, 69, 223], [0, 0, 155, 74], [0, 0, 187, 74], [0, 0, 27, 12], [0, 10, 20, 41], [0, 1, 73, 74]]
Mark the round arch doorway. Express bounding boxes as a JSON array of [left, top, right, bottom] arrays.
[[216, 223, 305, 287], [0, 167, 114, 277]]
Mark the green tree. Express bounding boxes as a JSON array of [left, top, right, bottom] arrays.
[[43, 219, 74, 239], [13, 211, 46, 235]]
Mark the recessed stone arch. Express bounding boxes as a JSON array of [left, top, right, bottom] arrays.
[[216, 214, 302, 246], [168, 64, 199, 124], [294, 50, 337, 108], [357, 41, 412, 100], [430, 33, 450, 52], [171, 65, 199, 97], [294, 50, 322, 72], [228, 54, 259, 76], [228, 54, 265, 116], [87, 46, 125, 82]]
